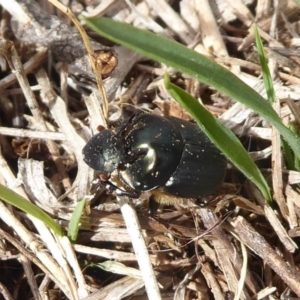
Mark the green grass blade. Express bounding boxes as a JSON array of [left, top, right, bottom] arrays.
[[68, 198, 86, 242], [0, 184, 64, 236], [290, 122, 300, 171], [164, 75, 271, 201], [83, 17, 300, 160], [282, 139, 295, 171], [255, 26, 300, 175], [254, 25, 276, 104]]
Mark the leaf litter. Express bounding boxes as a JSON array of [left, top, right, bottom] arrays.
[[0, 0, 300, 299]]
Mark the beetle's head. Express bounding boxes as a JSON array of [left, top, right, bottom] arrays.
[[82, 130, 122, 174]]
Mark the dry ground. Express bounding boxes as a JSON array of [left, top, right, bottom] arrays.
[[0, 0, 300, 299]]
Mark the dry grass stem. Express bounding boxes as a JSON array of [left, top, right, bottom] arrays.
[[0, 0, 300, 299]]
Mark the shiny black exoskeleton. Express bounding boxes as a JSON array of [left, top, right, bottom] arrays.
[[83, 113, 226, 204]]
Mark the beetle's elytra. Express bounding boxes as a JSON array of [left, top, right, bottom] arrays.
[[83, 113, 227, 203]]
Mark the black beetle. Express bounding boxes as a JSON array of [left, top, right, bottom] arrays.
[[82, 113, 226, 211]]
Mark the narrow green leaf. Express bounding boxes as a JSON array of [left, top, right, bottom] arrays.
[[164, 75, 272, 201], [290, 122, 300, 171], [95, 261, 142, 277], [68, 198, 86, 242], [254, 25, 276, 104], [0, 184, 64, 236], [282, 139, 295, 171], [83, 17, 300, 160], [255, 26, 300, 176]]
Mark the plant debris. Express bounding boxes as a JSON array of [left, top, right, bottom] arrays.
[[0, 0, 300, 299]]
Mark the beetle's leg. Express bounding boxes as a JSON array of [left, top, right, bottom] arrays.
[[148, 195, 161, 217], [148, 190, 179, 216], [196, 196, 218, 207], [103, 180, 141, 198], [197, 197, 210, 207]]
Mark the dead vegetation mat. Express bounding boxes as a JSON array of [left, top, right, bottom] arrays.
[[0, 0, 300, 299]]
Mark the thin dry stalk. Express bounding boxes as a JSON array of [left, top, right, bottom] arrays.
[[48, 0, 109, 120], [232, 216, 300, 296], [0, 0, 300, 299]]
